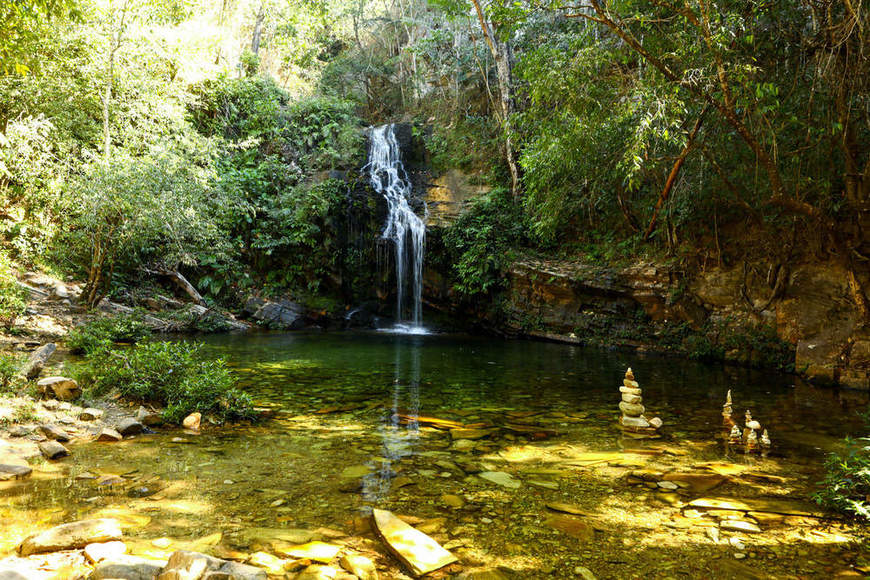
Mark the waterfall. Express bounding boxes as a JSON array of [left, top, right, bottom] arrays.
[[365, 124, 426, 332]]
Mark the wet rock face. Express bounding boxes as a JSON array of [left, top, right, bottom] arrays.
[[459, 256, 869, 389]]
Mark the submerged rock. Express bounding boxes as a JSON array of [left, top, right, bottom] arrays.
[[478, 471, 521, 489], [19, 518, 122, 556], [279, 541, 341, 563]]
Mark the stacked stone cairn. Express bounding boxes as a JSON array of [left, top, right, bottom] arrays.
[[722, 398, 772, 453], [722, 389, 735, 428], [618, 368, 662, 436]]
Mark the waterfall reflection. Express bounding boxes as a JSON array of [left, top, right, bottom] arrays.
[[362, 337, 421, 502]]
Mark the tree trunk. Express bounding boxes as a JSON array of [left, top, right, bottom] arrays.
[[643, 110, 707, 240], [251, 1, 266, 55], [470, 0, 521, 199], [144, 268, 207, 306], [102, 0, 129, 163]]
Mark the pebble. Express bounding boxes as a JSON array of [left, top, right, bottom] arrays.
[[734, 553, 747, 559]]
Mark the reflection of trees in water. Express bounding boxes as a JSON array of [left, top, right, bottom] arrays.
[[362, 338, 421, 503]]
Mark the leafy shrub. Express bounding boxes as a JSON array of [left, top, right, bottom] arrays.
[[0, 253, 27, 328], [67, 313, 152, 355], [443, 188, 528, 297], [815, 412, 870, 520], [76, 341, 254, 424], [0, 353, 21, 392]]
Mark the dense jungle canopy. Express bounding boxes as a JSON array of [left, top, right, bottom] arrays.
[[0, 0, 867, 311]]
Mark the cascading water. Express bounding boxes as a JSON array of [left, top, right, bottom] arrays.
[[365, 124, 427, 333]]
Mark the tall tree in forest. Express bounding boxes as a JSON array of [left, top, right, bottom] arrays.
[[469, 0, 521, 198]]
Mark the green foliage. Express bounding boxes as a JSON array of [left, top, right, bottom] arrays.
[[443, 188, 528, 297], [0, 353, 21, 392], [0, 0, 79, 75], [188, 73, 362, 298], [815, 411, 870, 521], [66, 313, 152, 355], [424, 116, 502, 177], [0, 252, 26, 328], [684, 319, 794, 372], [76, 340, 255, 424], [57, 150, 225, 306]]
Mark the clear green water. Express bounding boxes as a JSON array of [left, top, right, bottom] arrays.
[[2, 331, 868, 577]]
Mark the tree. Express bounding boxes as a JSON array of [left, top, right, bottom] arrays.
[[0, 0, 78, 75]]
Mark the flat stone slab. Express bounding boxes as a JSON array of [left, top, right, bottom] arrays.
[[449, 428, 495, 440], [38, 424, 70, 442], [719, 520, 763, 533], [19, 518, 122, 556], [545, 503, 593, 517], [479, 471, 521, 489], [688, 497, 826, 518], [38, 441, 69, 460], [279, 541, 341, 563], [372, 508, 456, 577], [0, 464, 32, 481]]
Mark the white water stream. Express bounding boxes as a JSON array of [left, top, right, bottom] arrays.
[[366, 124, 427, 333]]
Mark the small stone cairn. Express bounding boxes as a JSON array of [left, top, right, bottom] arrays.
[[722, 389, 735, 428], [722, 390, 772, 453], [618, 368, 662, 436]]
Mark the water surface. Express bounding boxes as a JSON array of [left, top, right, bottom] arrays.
[[2, 331, 867, 577]]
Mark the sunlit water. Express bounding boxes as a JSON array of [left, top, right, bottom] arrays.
[[2, 332, 868, 575]]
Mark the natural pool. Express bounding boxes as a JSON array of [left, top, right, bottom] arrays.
[[2, 331, 869, 578]]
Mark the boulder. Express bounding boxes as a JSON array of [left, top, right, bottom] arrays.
[[38, 440, 69, 460], [340, 553, 378, 580], [182, 413, 201, 431], [80, 408, 104, 421], [156, 550, 266, 580], [92, 555, 166, 580], [251, 300, 308, 330], [19, 518, 122, 556], [115, 418, 144, 436], [136, 406, 163, 426], [36, 377, 80, 401], [0, 464, 32, 481], [38, 424, 70, 442], [19, 343, 56, 380], [97, 428, 123, 442], [84, 541, 128, 564]]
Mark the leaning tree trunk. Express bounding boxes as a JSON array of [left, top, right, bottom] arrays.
[[470, 0, 521, 199]]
